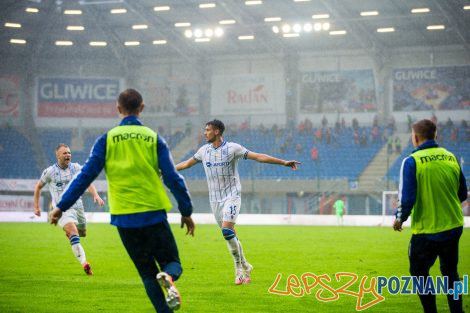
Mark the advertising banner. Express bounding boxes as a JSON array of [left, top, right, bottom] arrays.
[[393, 66, 470, 111], [0, 195, 39, 212], [138, 77, 200, 115], [299, 69, 376, 113], [211, 74, 285, 115], [37, 77, 121, 118], [0, 76, 20, 117]]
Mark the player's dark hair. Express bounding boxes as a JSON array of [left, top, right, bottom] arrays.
[[206, 119, 225, 135], [118, 88, 143, 115], [55, 143, 69, 152], [412, 119, 436, 141]]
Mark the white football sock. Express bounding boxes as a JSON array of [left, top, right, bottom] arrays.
[[226, 237, 247, 269], [70, 235, 87, 265]]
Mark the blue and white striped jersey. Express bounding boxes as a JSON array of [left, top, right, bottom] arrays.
[[40, 162, 83, 210], [193, 141, 249, 203]]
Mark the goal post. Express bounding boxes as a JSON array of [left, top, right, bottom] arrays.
[[382, 190, 398, 226]]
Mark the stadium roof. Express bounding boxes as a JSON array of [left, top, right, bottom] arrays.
[[1, 0, 470, 61]]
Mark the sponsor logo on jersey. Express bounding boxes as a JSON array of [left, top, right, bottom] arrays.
[[419, 154, 456, 164], [205, 161, 230, 167], [112, 132, 154, 144]]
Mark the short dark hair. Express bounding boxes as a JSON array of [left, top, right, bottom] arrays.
[[118, 88, 143, 115], [206, 119, 225, 135], [412, 119, 436, 141], [55, 143, 69, 152]]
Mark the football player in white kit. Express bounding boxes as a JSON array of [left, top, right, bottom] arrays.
[[34, 143, 104, 275], [176, 120, 300, 284]]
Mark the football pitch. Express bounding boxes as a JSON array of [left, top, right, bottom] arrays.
[[0, 222, 469, 313]]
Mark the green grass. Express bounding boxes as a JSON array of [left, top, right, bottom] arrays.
[[0, 223, 469, 312]]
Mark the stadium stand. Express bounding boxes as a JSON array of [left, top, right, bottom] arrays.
[[386, 125, 470, 182], [0, 127, 40, 178], [179, 126, 385, 181]]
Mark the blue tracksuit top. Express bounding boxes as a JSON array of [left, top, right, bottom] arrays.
[[56, 116, 193, 228], [397, 139, 467, 240]]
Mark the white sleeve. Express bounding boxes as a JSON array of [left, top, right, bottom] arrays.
[[193, 146, 205, 162], [40, 167, 52, 184], [72, 162, 82, 171], [232, 143, 249, 159]]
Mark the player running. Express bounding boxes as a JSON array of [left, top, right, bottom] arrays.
[[176, 119, 300, 285], [34, 143, 104, 275]]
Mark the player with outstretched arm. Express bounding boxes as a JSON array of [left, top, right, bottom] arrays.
[[176, 119, 300, 285]]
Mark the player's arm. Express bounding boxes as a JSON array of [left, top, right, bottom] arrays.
[[175, 157, 198, 171], [158, 136, 195, 236], [33, 180, 45, 216], [246, 151, 300, 169], [87, 184, 105, 207], [393, 157, 417, 231]]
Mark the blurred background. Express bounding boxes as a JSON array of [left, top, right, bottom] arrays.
[[0, 0, 469, 217]]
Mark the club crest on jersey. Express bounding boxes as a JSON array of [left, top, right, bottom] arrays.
[[222, 149, 228, 155]]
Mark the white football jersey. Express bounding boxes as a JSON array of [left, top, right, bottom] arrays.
[[193, 141, 249, 202], [40, 162, 84, 210]]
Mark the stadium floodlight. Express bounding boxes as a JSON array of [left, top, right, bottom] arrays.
[[238, 35, 254, 40], [195, 38, 210, 43], [153, 40, 167, 45], [219, 19, 236, 25], [281, 24, 291, 33], [360, 11, 379, 16], [272, 25, 280, 33], [292, 24, 302, 33], [214, 27, 224, 37], [465, 5, 470, 10], [283, 33, 299, 38], [175, 22, 191, 27], [184, 29, 193, 38], [132, 24, 148, 30], [411, 8, 430, 14], [264, 17, 282, 22], [64, 10, 82, 15], [329, 30, 347, 35], [25, 8, 39, 13], [294, 0, 311, 2], [154, 6, 170, 11], [199, 3, 216, 9], [55, 41, 73, 46], [303, 23, 312, 32], [205, 29, 214, 37], [322, 22, 330, 31], [313, 22, 322, 31], [89, 41, 107, 46], [5, 23, 21, 28], [124, 41, 140, 46], [194, 29, 203, 38], [66, 26, 85, 31], [312, 14, 330, 19], [377, 27, 395, 33], [10, 38, 27, 44], [110, 9, 127, 14], [427, 25, 445, 30], [245, 0, 262, 5]]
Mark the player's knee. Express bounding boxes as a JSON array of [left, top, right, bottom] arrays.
[[222, 227, 236, 240]]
